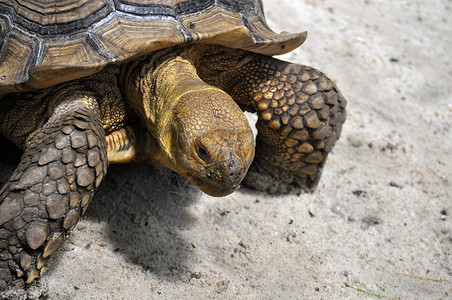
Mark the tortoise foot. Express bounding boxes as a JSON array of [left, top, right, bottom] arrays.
[[242, 149, 322, 195], [0, 96, 107, 289]]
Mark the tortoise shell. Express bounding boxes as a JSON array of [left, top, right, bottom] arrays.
[[0, 0, 306, 96]]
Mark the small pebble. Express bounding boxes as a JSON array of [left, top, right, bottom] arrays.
[[389, 179, 404, 188], [362, 215, 382, 229], [220, 210, 230, 216], [352, 190, 368, 197]]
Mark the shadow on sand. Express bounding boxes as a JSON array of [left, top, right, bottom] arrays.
[[0, 134, 201, 282]]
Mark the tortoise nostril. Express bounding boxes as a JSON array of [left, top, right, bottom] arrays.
[[227, 167, 244, 180]]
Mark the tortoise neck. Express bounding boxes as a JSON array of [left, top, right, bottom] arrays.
[[121, 48, 224, 163]]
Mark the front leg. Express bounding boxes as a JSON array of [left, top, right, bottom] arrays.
[[214, 54, 346, 194], [0, 94, 107, 289]]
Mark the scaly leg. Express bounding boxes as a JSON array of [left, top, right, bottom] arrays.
[[0, 94, 107, 289], [210, 53, 347, 194]]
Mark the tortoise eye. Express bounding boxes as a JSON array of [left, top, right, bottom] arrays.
[[197, 146, 210, 162]]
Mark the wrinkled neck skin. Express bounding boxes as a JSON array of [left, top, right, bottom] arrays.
[[122, 46, 255, 196]]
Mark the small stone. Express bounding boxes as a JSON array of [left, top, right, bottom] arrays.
[[25, 221, 48, 250], [362, 215, 382, 228], [352, 190, 368, 197], [389, 179, 405, 188]]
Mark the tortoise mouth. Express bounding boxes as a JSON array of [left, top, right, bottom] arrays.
[[191, 174, 242, 197], [187, 160, 248, 197]]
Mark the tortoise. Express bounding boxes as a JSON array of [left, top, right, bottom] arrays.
[[0, 0, 346, 290]]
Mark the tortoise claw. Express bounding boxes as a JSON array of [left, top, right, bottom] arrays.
[[25, 268, 38, 284], [37, 256, 48, 270]]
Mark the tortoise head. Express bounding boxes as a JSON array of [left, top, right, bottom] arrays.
[[164, 89, 255, 197]]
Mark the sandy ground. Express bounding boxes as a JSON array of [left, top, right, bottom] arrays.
[[1, 0, 451, 299]]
